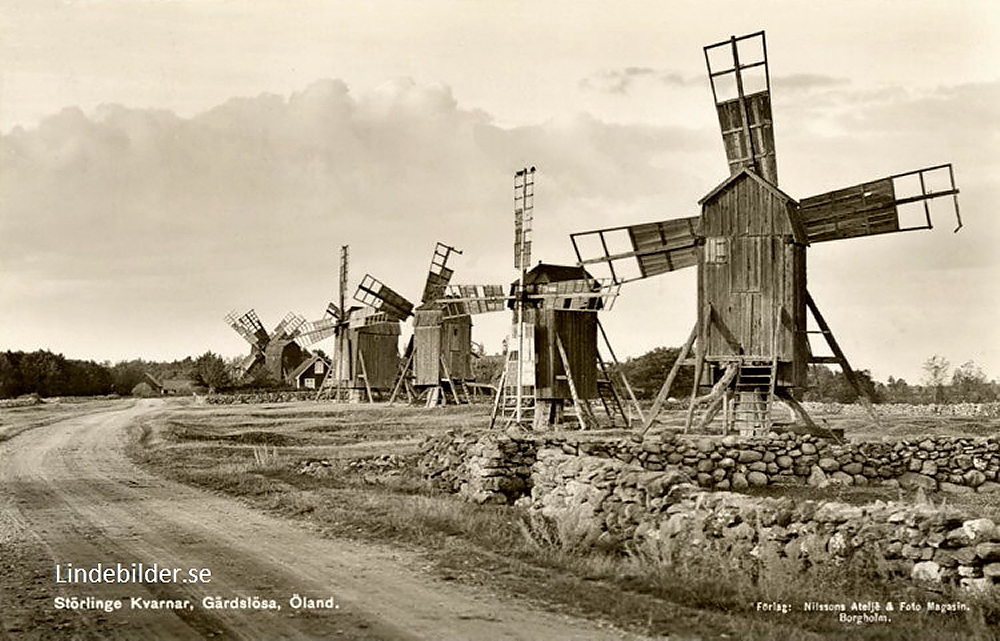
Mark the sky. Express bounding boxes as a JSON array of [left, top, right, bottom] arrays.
[[1, 0, 998, 384]]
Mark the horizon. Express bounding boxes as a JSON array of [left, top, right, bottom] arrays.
[[1, 1, 998, 384]]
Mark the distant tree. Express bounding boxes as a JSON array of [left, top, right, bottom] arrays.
[[803, 365, 880, 403], [922, 355, 951, 403], [951, 361, 996, 403], [472, 353, 505, 386], [881, 376, 914, 403], [0, 352, 25, 398], [191, 352, 230, 393], [617, 347, 694, 400]]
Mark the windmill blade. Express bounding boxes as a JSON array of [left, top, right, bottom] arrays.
[[421, 242, 462, 305], [296, 316, 339, 346], [347, 307, 394, 328], [704, 31, 777, 185], [570, 216, 700, 284], [441, 284, 509, 316], [513, 167, 536, 271], [354, 274, 414, 322], [271, 311, 307, 340], [325, 302, 343, 321], [236, 353, 262, 378], [798, 164, 961, 244], [523, 278, 621, 312], [225, 309, 269, 351], [338, 245, 349, 319]]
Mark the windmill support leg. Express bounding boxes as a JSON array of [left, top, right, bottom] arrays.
[[489, 350, 510, 429], [358, 353, 374, 404], [637, 321, 698, 440], [556, 335, 594, 430], [388, 351, 414, 405], [687, 362, 738, 432], [806, 291, 882, 427], [775, 389, 842, 442], [598, 319, 644, 426]]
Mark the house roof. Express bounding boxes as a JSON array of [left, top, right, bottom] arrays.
[[288, 354, 331, 380]]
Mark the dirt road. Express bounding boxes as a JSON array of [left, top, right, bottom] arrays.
[[0, 399, 658, 640]]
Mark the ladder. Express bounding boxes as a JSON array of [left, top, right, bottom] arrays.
[[594, 359, 628, 427], [727, 358, 777, 435], [490, 346, 535, 428]]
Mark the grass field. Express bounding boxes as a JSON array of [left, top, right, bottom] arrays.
[[123, 399, 1000, 641]]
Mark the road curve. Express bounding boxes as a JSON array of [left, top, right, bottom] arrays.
[[0, 399, 653, 641]]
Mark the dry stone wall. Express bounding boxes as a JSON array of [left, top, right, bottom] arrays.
[[531, 449, 1000, 588], [415, 427, 1000, 588], [416, 430, 1000, 503]]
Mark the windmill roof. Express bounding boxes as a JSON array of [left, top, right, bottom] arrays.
[[698, 169, 809, 245], [519, 263, 595, 285], [698, 168, 798, 207]]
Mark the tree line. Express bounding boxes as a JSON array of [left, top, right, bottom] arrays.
[[614, 350, 997, 404], [0, 350, 233, 399]]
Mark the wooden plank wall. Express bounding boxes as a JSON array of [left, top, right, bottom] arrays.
[[700, 175, 806, 386], [442, 315, 472, 381], [532, 309, 597, 400]]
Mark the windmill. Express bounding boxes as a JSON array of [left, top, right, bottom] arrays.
[[355, 242, 475, 406], [569, 31, 962, 437], [301, 245, 401, 402], [444, 167, 637, 430], [224, 309, 311, 383]]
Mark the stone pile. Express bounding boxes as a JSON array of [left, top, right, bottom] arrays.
[[803, 401, 1000, 418], [206, 391, 317, 405], [417, 431, 539, 504]]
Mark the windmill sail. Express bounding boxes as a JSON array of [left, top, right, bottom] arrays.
[[570, 216, 700, 283], [798, 164, 961, 243], [705, 31, 777, 185], [420, 242, 461, 304], [355, 274, 414, 322], [296, 316, 339, 346], [225, 309, 269, 352], [271, 311, 307, 340]]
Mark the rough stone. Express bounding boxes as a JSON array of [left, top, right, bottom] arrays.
[[747, 471, 769, 487], [818, 457, 840, 472], [912, 560, 942, 582], [897, 472, 938, 492]]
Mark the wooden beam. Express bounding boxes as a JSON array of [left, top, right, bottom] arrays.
[[556, 334, 595, 430], [805, 291, 881, 427], [635, 321, 698, 440], [597, 318, 643, 425]]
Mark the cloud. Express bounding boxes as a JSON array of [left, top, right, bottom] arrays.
[[772, 73, 850, 92], [0, 78, 710, 360], [579, 66, 694, 95]]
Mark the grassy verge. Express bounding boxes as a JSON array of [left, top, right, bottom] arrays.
[[128, 403, 1000, 641]]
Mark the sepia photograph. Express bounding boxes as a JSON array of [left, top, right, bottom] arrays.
[[1, 1, 999, 639]]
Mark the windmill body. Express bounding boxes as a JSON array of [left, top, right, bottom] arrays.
[[358, 242, 473, 405], [225, 309, 313, 385], [298, 246, 402, 402], [444, 168, 634, 429], [570, 31, 961, 435], [514, 264, 601, 402], [333, 307, 401, 393], [412, 307, 473, 387]]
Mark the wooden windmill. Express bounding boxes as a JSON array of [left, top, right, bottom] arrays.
[[570, 31, 962, 436], [355, 242, 475, 406], [445, 167, 637, 430], [303, 246, 401, 402], [224, 309, 311, 383]]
